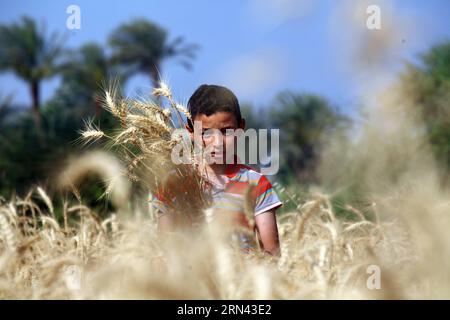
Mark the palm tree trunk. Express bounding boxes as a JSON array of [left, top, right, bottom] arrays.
[[93, 93, 102, 118], [30, 81, 41, 129], [150, 64, 160, 89]]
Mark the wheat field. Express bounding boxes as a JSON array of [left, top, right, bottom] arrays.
[[0, 78, 449, 300]]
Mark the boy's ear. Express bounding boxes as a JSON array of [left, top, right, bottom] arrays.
[[185, 124, 194, 140], [238, 118, 246, 130]]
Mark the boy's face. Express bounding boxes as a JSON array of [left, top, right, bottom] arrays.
[[188, 111, 245, 165]]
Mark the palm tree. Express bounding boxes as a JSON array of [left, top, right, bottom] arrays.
[[0, 16, 63, 129], [0, 93, 13, 132], [56, 43, 124, 116], [109, 19, 198, 88], [268, 92, 349, 183]]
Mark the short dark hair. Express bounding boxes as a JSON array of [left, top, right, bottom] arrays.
[[187, 84, 242, 128]]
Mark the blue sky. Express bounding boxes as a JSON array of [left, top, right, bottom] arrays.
[[0, 0, 449, 118]]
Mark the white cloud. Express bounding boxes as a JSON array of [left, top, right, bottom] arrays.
[[213, 49, 289, 100]]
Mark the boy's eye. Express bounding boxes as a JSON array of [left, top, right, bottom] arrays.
[[202, 131, 214, 138], [202, 129, 235, 138]]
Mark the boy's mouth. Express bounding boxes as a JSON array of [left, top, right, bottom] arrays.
[[208, 151, 228, 164], [210, 152, 225, 160]]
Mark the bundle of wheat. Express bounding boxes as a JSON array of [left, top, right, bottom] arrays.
[[79, 81, 208, 224]]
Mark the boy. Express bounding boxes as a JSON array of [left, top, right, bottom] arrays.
[[153, 84, 282, 255]]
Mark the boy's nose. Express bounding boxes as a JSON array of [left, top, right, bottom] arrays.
[[211, 138, 224, 151]]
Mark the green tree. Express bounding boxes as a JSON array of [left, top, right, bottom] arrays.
[[0, 40, 122, 198], [109, 19, 198, 88], [54, 43, 125, 118], [0, 16, 64, 129], [401, 41, 450, 171], [241, 103, 267, 130], [267, 91, 349, 184], [0, 93, 13, 131]]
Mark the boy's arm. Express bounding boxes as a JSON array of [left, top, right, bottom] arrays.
[[255, 209, 280, 256]]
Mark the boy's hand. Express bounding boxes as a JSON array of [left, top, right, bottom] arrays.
[[157, 212, 176, 234]]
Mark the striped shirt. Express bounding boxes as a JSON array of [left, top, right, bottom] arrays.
[[149, 163, 282, 250]]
